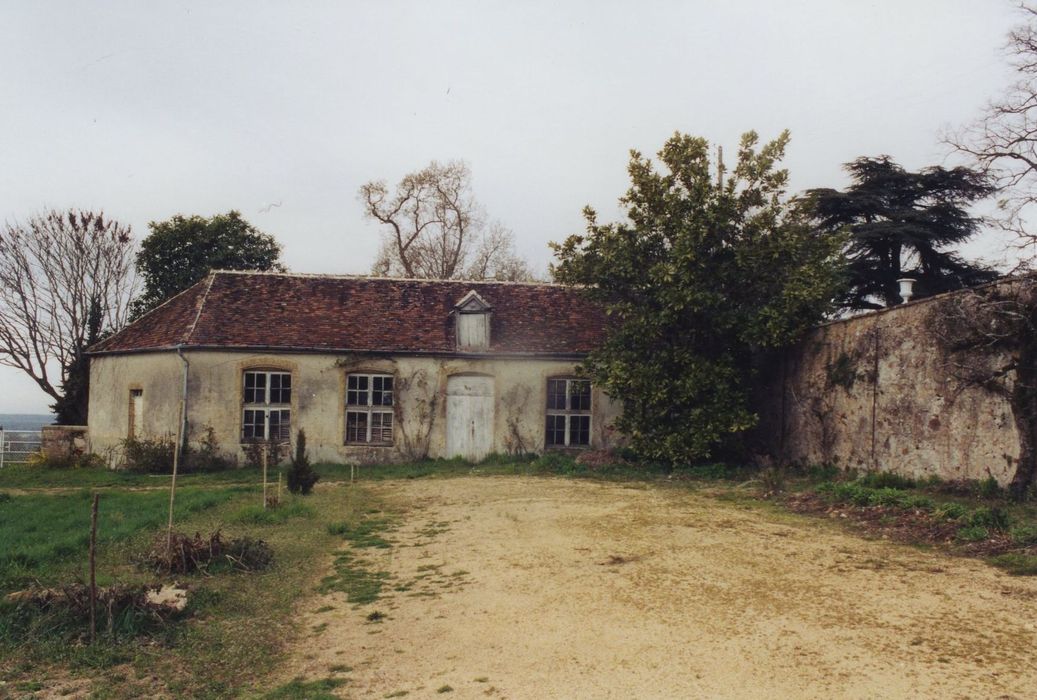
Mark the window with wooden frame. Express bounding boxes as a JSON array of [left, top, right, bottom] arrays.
[[242, 370, 292, 441], [346, 373, 394, 445], [545, 378, 591, 447]]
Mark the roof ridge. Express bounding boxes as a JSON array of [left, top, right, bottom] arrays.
[[182, 272, 217, 345], [210, 269, 575, 288]]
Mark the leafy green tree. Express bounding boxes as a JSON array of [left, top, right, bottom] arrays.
[[132, 211, 284, 317], [807, 157, 997, 310], [552, 131, 845, 463]]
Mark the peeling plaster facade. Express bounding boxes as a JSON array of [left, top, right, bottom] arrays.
[[88, 351, 623, 465], [758, 290, 1018, 484]]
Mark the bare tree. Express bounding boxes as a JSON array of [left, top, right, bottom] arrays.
[[947, 4, 1037, 265], [929, 276, 1037, 498], [0, 209, 136, 423], [360, 160, 533, 281]]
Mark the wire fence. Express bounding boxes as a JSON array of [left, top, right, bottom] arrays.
[[0, 428, 43, 468]]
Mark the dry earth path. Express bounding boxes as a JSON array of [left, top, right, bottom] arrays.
[[289, 477, 1037, 699]]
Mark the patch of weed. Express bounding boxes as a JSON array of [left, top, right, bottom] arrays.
[[858, 471, 916, 490], [327, 517, 393, 549], [319, 550, 391, 605], [935, 502, 968, 521], [991, 553, 1037, 575], [263, 677, 346, 700]]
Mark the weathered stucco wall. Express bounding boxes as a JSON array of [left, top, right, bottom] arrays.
[[758, 293, 1018, 484], [88, 350, 623, 465]]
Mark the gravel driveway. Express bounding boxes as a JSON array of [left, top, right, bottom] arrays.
[[290, 477, 1037, 699]]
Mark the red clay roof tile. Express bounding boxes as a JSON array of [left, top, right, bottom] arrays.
[[90, 271, 606, 356]]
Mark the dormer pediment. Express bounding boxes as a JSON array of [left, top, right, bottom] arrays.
[[454, 290, 493, 314]]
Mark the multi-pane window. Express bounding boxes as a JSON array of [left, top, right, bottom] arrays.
[[546, 378, 591, 447], [346, 373, 394, 444], [242, 370, 292, 441]]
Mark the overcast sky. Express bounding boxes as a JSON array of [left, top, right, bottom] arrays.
[[0, 0, 1025, 414]]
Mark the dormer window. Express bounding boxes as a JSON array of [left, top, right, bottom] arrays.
[[455, 290, 492, 351]]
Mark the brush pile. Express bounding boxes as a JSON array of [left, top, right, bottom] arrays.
[[144, 530, 273, 575], [4, 582, 186, 640]]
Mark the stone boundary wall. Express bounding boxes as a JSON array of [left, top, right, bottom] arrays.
[[757, 286, 1019, 484]]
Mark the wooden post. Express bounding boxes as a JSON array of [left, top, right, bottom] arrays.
[[168, 406, 185, 551], [89, 493, 99, 644], [262, 445, 268, 509], [277, 470, 282, 503]]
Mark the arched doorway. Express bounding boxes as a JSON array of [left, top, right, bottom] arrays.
[[446, 374, 494, 461]]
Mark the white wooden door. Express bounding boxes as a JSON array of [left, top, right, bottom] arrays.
[[446, 375, 494, 461]]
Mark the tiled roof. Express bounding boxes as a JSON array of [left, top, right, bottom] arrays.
[[90, 271, 606, 356]]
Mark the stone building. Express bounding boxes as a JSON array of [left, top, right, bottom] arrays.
[[87, 271, 622, 464]]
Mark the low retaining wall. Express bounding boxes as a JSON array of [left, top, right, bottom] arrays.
[[41, 425, 89, 461], [758, 287, 1018, 484]]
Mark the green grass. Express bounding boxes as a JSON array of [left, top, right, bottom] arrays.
[[230, 500, 317, 525], [0, 479, 384, 698], [0, 487, 237, 590], [0, 464, 275, 490]]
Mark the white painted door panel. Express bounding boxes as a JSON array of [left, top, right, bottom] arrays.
[[446, 375, 494, 461]]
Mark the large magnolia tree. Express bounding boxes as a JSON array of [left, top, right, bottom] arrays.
[[551, 131, 845, 463]]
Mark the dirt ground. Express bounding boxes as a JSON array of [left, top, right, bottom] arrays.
[[289, 477, 1037, 699]]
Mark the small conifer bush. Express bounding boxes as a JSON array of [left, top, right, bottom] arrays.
[[287, 429, 320, 495]]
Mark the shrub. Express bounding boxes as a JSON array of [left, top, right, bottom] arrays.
[[957, 525, 990, 542], [122, 429, 234, 474], [1010, 524, 1037, 546], [979, 476, 1003, 500], [807, 463, 841, 482], [935, 502, 969, 521], [967, 506, 1010, 532], [244, 439, 288, 470], [121, 436, 176, 473], [759, 466, 786, 494], [530, 452, 580, 474], [184, 426, 234, 472], [286, 429, 320, 495]]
